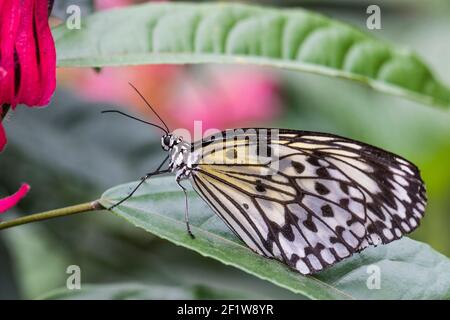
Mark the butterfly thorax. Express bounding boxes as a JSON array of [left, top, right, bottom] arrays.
[[162, 133, 197, 180]]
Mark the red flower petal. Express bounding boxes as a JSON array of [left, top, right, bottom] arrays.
[[0, 0, 21, 107], [0, 66, 6, 79], [0, 0, 56, 107], [0, 183, 30, 214], [16, 0, 56, 106]]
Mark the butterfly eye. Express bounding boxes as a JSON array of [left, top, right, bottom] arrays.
[[163, 135, 171, 146]]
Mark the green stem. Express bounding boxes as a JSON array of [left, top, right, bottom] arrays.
[[0, 200, 104, 231]]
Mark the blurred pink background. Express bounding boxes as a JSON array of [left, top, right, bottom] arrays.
[[57, 0, 282, 135]]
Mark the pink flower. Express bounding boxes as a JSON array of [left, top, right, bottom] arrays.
[[57, 65, 181, 125], [61, 66, 280, 137], [167, 67, 281, 132], [95, 0, 134, 10], [0, 184, 30, 214], [95, 0, 167, 11], [0, 0, 56, 150]]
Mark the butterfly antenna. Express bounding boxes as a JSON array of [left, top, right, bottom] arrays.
[[128, 82, 170, 133], [101, 110, 168, 134]]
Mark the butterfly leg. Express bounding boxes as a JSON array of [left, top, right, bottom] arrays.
[[108, 156, 169, 210], [176, 177, 195, 239]]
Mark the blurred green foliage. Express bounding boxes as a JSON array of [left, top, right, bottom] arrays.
[[0, 0, 449, 299]]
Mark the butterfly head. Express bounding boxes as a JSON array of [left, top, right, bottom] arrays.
[[161, 133, 183, 151]]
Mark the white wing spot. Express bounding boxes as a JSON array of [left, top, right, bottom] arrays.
[[348, 200, 365, 220], [351, 222, 366, 238], [396, 158, 410, 165], [271, 243, 282, 259], [296, 260, 311, 274], [400, 164, 415, 175], [412, 208, 422, 218], [369, 234, 382, 245], [333, 243, 349, 258], [323, 149, 360, 158], [383, 229, 394, 240], [256, 199, 286, 226], [401, 222, 411, 232], [394, 199, 407, 219], [409, 218, 418, 227], [308, 254, 322, 270], [390, 167, 406, 176], [334, 142, 362, 149], [416, 202, 425, 211], [302, 135, 335, 141], [328, 158, 380, 193], [278, 232, 305, 260], [394, 174, 409, 187], [342, 230, 359, 248], [328, 168, 349, 181], [392, 183, 411, 203], [320, 249, 336, 264]]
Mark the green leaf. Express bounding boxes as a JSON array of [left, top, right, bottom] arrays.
[[53, 2, 450, 107], [39, 282, 252, 300], [100, 177, 450, 300]]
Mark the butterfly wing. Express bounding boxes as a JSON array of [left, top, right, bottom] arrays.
[[189, 129, 426, 275]]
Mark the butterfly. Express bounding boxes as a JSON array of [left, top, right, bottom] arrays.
[[103, 84, 427, 275]]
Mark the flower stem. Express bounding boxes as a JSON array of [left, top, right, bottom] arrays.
[[0, 200, 104, 231]]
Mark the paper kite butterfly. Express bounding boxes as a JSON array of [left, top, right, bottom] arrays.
[[104, 85, 427, 275]]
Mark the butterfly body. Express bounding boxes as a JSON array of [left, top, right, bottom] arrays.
[[159, 128, 427, 275], [163, 134, 194, 181]]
